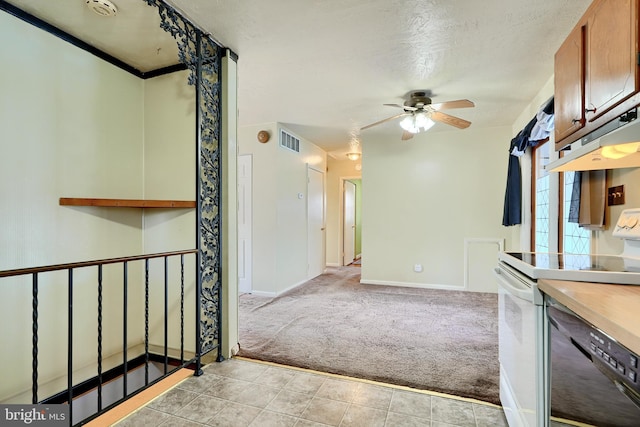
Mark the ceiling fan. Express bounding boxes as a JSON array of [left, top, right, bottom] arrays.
[[361, 91, 475, 140]]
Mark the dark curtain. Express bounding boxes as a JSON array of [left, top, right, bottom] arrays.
[[502, 154, 521, 226]]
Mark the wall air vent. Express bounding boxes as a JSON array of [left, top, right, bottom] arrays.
[[280, 129, 300, 153]]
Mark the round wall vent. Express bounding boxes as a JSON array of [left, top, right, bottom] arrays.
[[86, 0, 118, 17]]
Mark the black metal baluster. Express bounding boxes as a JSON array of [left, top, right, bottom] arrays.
[[145, 259, 149, 385], [67, 269, 73, 425], [32, 273, 38, 404], [180, 254, 185, 364], [194, 29, 204, 377], [97, 265, 103, 412], [164, 256, 168, 374], [122, 261, 128, 398]]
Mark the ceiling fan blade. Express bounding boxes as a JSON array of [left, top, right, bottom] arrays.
[[384, 103, 418, 111], [401, 131, 414, 141], [430, 99, 475, 111], [361, 112, 409, 130], [431, 111, 471, 129]]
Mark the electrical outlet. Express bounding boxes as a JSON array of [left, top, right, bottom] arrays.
[[414, 264, 423, 273], [608, 185, 625, 206]]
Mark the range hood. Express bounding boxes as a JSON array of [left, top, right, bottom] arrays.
[[545, 113, 640, 172]]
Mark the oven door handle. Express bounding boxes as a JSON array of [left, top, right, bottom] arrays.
[[493, 268, 533, 302]]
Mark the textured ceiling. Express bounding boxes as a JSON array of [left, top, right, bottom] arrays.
[[5, 0, 592, 157]]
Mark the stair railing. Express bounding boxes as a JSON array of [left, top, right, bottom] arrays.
[[0, 249, 199, 426]]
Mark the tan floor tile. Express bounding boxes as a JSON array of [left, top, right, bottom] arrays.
[[175, 395, 226, 424], [295, 419, 331, 427], [249, 410, 298, 427], [266, 390, 314, 417], [430, 396, 475, 427], [115, 407, 171, 426], [384, 411, 430, 427], [351, 384, 393, 410], [146, 387, 199, 414], [206, 401, 262, 427], [316, 378, 360, 402], [158, 415, 204, 427], [177, 371, 223, 393], [254, 366, 296, 388], [204, 359, 267, 381], [388, 390, 431, 420], [300, 396, 349, 426], [340, 404, 387, 427], [203, 376, 252, 400], [229, 383, 281, 408], [473, 403, 508, 427], [287, 372, 327, 395]]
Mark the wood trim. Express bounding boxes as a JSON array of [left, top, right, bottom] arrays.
[[84, 368, 193, 427], [59, 198, 196, 208]]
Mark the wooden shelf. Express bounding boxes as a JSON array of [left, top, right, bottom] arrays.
[[59, 198, 196, 208]]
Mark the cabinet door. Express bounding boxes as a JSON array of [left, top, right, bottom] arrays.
[[586, 0, 639, 121], [555, 24, 585, 143]]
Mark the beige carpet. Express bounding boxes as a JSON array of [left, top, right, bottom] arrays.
[[238, 266, 499, 405]]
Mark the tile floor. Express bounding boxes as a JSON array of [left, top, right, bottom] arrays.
[[114, 358, 508, 427]]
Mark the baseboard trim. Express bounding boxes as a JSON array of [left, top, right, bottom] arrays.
[[247, 278, 309, 298], [359, 279, 464, 291], [325, 263, 340, 267]]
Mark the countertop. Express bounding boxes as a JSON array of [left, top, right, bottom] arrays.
[[538, 279, 640, 355]]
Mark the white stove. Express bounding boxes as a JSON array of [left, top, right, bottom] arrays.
[[495, 208, 640, 427], [499, 208, 640, 285]]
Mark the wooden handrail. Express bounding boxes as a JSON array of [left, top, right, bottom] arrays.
[[0, 249, 198, 278]]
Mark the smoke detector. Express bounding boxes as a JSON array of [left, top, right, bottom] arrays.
[[86, 0, 118, 17]]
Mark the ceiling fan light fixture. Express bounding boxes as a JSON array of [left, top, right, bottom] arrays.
[[346, 152, 361, 161], [400, 112, 435, 134], [400, 116, 419, 133]]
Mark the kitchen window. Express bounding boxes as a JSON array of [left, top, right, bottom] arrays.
[[532, 141, 550, 252], [532, 140, 590, 254]]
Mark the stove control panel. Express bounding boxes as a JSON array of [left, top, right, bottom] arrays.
[[612, 208, 640, 240]]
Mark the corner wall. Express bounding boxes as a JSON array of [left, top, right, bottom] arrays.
[[360, 126, 512, 289], [238, 124, 327, 295]]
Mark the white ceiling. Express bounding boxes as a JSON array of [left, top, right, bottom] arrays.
[[6, 0, 592, 157]]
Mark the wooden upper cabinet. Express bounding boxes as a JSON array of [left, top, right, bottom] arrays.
[[554, 24, 585, 143], [554, 0, 640, 150], [586, 0, 638, 121]]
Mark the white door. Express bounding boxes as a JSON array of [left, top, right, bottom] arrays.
[[343, 180, 356, 266], [238, 155, 252, 293], [307, 167, 324, 279]]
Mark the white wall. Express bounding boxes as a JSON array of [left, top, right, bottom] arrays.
[[143, 70, 197, 355], [238, 124, 327, 295], [0, 11, 145, 401], [593, 168, 640, 254], [0, 12, 199, 401], [360, 126, 512, 289]]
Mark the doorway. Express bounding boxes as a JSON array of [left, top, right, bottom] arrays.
[[307, 166, 325, 279], [343, 180, 356, 265], [342, 178, 362, 266]]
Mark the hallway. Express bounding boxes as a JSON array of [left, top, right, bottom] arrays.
[[114, 358, 508, 427]]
